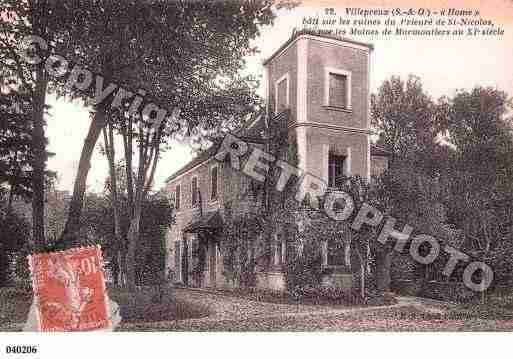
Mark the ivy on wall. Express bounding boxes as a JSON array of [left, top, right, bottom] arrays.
[[218, 109, 299, 287]]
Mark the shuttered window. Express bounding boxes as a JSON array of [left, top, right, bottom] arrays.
[[192, 177, 198, 206], [327, 240, 346, 266], [211, 166, 218, 201], [175, 184, 181, 211], [328, 152, 345, 187], [328, 73, 348, 108], [275, 74, 289, 112], [174, 242, 181, 278]]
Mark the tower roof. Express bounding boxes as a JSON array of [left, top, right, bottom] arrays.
[[263, 29, 374, 66]]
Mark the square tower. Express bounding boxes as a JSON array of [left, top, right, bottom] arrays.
[[264, 31, 373, 184]]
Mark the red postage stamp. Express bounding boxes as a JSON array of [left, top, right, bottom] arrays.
[[28, 246, 111, 332]]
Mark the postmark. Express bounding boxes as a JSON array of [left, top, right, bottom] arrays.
[[28, 246, 111, 332]]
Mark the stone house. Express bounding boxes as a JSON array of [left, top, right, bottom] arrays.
[[163, 31, 389, 291]]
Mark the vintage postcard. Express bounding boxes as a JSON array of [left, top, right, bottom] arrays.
[[0, 0, 512, 357]]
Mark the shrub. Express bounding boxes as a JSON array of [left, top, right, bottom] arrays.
[[481, 241, 513, 290], [292, 286, 359, 303], [0, 287, 32, 326], [108, 286, 209, 323]]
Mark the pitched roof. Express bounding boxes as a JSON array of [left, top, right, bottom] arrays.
[[165, 112, 266, 184], [164, 145, 218, 184], [165, 111, 389, 184]]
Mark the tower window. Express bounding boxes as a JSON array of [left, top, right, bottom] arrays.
[[274, 73, 289, 113], [324, 68, 352, 109], [328, 152, 345, 187], [275, 233, 286, 266], [329, 73, 347, 108]]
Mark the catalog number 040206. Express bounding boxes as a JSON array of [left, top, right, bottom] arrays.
[[5, 345, 38, 354]]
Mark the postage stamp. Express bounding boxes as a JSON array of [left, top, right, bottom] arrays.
[[28, 246, 111, 332]]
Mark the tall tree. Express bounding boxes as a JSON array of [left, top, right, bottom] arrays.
[[371, 75, 444, 173], [442, 87, 513, 251], [0, 0, 65, 248], [0, 88, 33, 213], [53, 1, 285, 287], [47, 1, 281, 251], [78, 177, 173, 286]]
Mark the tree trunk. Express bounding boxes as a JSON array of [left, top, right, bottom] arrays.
[[354, 245, 366, 299], [375, 250, 393, 293], [126, 204, 142, 289], [6, 184, 15, 217], [118, 249, 127, 286], [124, 123, 159, 288], [31, 67, 48, 250], [58, 107, 106, 247], [111, 253, 119, 287], [360, 261, 365, 299], [103, 124, 126, 286], [112, 218, 125, 287]]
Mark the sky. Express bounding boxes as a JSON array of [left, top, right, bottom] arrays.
[[46, 0, 513, 193]]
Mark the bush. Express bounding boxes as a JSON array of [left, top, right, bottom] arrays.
[[218, 286, 370, 306], [108, 286, 209, 323], [291, 286, 360, 304], [284, 236, 324, 293], [0, 287, 32, 326], [481, 241, 513, 290], [286, 286, 394, 306], [13, 247, 32, 288]]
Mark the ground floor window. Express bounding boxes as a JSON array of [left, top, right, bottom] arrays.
[[174, 241, 181, 279], [322, 239, 350, 269], [328, 152, 346, 188], [327, 240, 346, 266], [275, 233, 286, 266]]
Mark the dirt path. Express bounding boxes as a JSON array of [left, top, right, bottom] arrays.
[[121, 290, 513, 331], [395, 295, 456, 314], [0, 288, 470, 332], [120, 289, 449, 331]]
